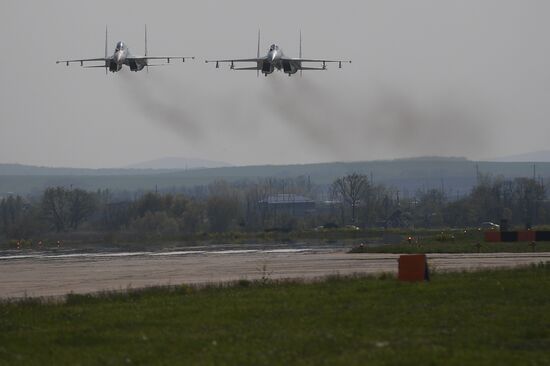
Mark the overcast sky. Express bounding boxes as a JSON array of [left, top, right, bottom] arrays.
[[1, 0, 550, 168]]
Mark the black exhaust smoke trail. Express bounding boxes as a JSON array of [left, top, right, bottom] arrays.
[[117, 71, 264, 148], [118, 68, 494, 162], [262, 75, 493, 160], [262, 76, 350, 160], [118, 71, 203, 142]]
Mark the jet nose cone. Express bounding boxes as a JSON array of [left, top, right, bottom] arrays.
[[115, 52, 123, 63], [270, 51, 276, 62]]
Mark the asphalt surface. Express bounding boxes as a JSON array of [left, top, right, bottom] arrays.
[[1, 251, 549, 298]]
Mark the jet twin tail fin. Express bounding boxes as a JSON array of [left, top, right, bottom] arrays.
[[299, 30, 302, 77], [145, 24, 149, 73], [105, 26, 108, 75], [257, 28, 260, 78], [145, 25, 148, 56]]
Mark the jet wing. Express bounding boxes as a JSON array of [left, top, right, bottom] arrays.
[[283, 58, 352, 70], [129, 56, 194, 64], [56, 58, 108, 66], [286, 58, 351, 63], [205, 58, 265, 69], [231, 67, 261, 70], [206, 58, 263, 63]]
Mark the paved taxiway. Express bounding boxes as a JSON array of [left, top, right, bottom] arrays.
[[1, 251, 549, 298]]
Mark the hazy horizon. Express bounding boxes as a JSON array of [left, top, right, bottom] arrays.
[[2, 1, 550, 169], [5, 152, 550, 170]]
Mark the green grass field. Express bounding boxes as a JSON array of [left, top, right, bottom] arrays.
[[1, 264, 549, 365]]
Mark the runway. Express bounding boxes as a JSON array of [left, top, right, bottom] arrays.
[[1, 250, 549, 298]]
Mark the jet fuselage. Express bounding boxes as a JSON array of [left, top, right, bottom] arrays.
[[108, 41, 147, 72], [260, 44, 299, 76]]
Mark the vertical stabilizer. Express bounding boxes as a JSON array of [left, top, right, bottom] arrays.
[[145, 25, 149, 73], [105, 26, 108, 58], [105, 26, 108, 74], [257, 28, 261, 58], [257, 28, 261, 77], [299, 30, 302, 58], [299, 30, 303, 77], [144, 24, 148, 56]]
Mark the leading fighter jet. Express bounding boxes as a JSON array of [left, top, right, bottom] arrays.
[[56, 26, 194, 73], [205, 31, 351, 76]]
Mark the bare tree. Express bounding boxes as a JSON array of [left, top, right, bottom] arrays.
[[332, 173, 369, 224], [68, 189, 97, 229], [42, 187, 70, 232]]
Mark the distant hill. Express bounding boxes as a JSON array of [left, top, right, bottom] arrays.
[[124, 157, 231, 170], [490, 150, 550, 162], [0, 164, 172, 176], [0, 157, 549, 196], [392, 156, 469, 162]]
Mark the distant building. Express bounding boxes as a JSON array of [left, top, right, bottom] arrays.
[[259, 194, 315, 216]]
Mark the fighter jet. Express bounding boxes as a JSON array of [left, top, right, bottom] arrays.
[[205, 31, 351, 76], [56, 26, 194, 73]]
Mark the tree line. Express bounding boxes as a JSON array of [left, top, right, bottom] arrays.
[[0, 174, 548, 241]]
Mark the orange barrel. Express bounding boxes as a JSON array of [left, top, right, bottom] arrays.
[[398, 254, 429, 282]]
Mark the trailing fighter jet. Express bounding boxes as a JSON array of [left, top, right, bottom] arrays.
[[205, 30, 351, 76], [56, 26, 194, 73]]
